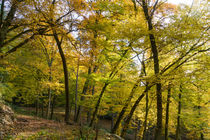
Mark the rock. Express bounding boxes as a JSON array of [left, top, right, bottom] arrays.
[[0, 103, 16, 138]]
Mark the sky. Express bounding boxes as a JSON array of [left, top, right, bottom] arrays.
[[167, 0, 194, 5]]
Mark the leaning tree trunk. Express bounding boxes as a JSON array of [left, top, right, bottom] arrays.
[[53, 31, 70, 123], [165, 84, 171, 140], [175, 85, 182, 140], [90, 49, 129, 127], [112, 50, 148, 136], [89, 83, 109, 127], [120, 85, 151, 138], [77, 16, 99, 123], [111, 76, 142, 134]]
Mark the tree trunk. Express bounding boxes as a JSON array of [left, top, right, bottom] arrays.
[[111, 77, 142, 134], [87, 65, 98, 123], [74, 58, 80, 121], [69, 102, 73, 117], [0, 0, 5, 27], [50, 95, 56, 120], [111, 113, 115, 130], [200, 133, 204, 140], [47, 66, 52, 119], [89, 83, 109, 127], [175, 85, 182, 140], [0, 0, 18, 49], [165, 84, 171, 140], [87, 85, 94, 123], [75, 66, 91, 122], [142, 90, 149, 140], [90, 49, 129, 127], [141, 1, 162, 139], [35, 97, 39, 116], [109, 108, 117, 131], [135, 120, 141, 140], [120, 85, 151, 138], [87, 111, 91, 124], [112, 54, 147, 134], [53, 31, 70, 123], [41, 102, 44, 117]]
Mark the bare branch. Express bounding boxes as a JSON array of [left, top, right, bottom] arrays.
[[150, 0, 159, 17], [56, 9, 74, 23]]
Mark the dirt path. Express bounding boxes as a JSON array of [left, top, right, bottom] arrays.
[[13, 114, 79, 139], [12, 114, 117, 140]]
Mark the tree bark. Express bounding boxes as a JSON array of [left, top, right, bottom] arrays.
[[111, 112, 115, 130], [75, 66, 91, 122], [135, 120, 141, 140], [175, 85, 182, 140], [0, 0, 5, 27], [90, 49, 129, 127], [112, 52, 147, 134], [120, 85, 151, 138], [35, 97, 39, 116], [87, 85, 95, 123], [141, 1, 162, 139], [50, 95, 56, 120], [74, 58, 80, 121], [53, 31, 70, 123], [111, 77, 142, 134], [41, 102, 44, 117], [0, 0, 18, 48], [89, 83, 109, 127], [142, 90, 149, 140], [47, 66, 52, 119], [165, 84, 171, 140]]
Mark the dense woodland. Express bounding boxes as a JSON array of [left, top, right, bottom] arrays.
[[0, 0, 209, 139]]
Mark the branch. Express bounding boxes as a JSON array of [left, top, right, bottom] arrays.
[[0, 27, 48, 59], [52, 0, 56, 4], [109, 45, 131, 79], [7, 25, 19, 32], [56, 9, 74, 23], [170, 48, 210, 72], [0, 34, 35, 59], [39, 38, 51, 64], [136, 0, 143, 6], [131, 0, 138, 13], [160, 39, 209, 75], [150, 0, 159, 17], [2, 29, 33, 47]]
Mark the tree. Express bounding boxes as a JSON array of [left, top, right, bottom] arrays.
[[0, 0, 49, 59], [165, 83, 171, 140]]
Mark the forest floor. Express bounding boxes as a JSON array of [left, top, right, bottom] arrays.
[[7, 106, 122, 140], [14, 114, 79, 139]]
